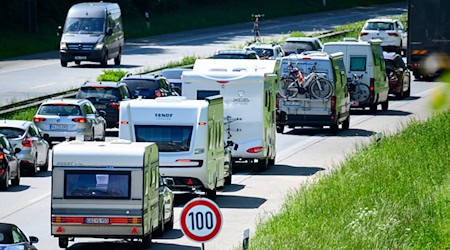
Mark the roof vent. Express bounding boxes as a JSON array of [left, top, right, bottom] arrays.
[[343, 37, 358, 42], [110, 139, 132, 144]]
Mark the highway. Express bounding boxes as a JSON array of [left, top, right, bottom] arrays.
[[1, 2, 442, 250]]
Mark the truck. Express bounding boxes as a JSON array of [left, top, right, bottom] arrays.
[[119, 96, 227, 200], [407, 0, 450, 79], [182, 59, 278, 171], [51, 140, 167, 248]]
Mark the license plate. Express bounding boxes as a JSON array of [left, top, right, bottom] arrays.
[[84, 217, 110, 224], [74, 56, 87, 60], [283, 101, 303, 106], [50, 124, 68, 130], [95, 104, 106, 110]]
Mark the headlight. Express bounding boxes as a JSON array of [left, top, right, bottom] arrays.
[[60, 42, 67, 50], [94, 43, 104, 50]]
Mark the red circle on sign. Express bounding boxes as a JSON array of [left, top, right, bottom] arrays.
[[180, 198, 222, 242]]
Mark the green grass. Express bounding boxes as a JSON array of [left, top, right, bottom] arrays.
[[97, 69, 129, 82], [0, 107, 38, 121], [250, 111, 450, 250]]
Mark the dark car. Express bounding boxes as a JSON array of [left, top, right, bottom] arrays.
[[119, 73, 177, 99], [76, 81, 131, 128], [212, 49, 260, 59], [0, 223, 39, 249], [0, 134, 21, 191], [160, 68, 192, 95], [384, 52, 411, 98], [282, 37, 323, 55]]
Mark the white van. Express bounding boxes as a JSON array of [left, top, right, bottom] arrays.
[[277, 52, 351, 133], [51, 140, 160, 248], [119, 96, 226, 200], [182, 59, 278, 170], [323, 39, 390, 113]]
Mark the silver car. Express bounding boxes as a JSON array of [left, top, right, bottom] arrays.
[[0, 120, 50, 175], [34, 99, 106, 145]]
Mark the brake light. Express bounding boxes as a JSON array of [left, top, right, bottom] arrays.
[[387, 32, 399, 37], [22, 137, 33, 147], [413, 63, 419, 67], [217, 81, 229, 84], [0, 153, 4, 160], [0, 169, 4, 175], [52, 103, 68, 106], [110, 102, 120, 109], [360, 32, 369, 36], [155, 90, 162, 98], [72, 118, 86, 123], [247, 146, 264, 153], [331, 96, 336, 111], [370, 78, 375, 101], [33, 117, 46, 122], [302, 57, 311, 60]]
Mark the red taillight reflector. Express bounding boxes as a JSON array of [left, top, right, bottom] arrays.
[[52, 103, 68, 106], [131, 227, 139, 234], [155, 90, 162, 98], [331, 96, 336, 111], [56, 226, 64, 233], [387, 32, 398, 37], [370, 78, 375, 86], [198, 122, 206, 126], [176, 159, 191, 163], [187, 179, 194, 185], [53, 216, 83, 224], [33, 117, 46, 122], [72, 118, 86, 123], [110, 102, 120, 109], [360, 32, 369, 36], [370, 86, 374, 91], [0, 169, 4, 175], [121, 121, 128, 124], [413, 63, 419, 67], [331, 116, 335, 120], [247, 146, 264, 153], [0, 153, 4, 160], [22, 137, 33, 147], [217, 81, 229, 84], [302, 57, 311, 60]]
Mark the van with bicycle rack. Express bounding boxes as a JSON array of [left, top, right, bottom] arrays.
[[119, 96, 227, 200], [277, 52, 350, 133], [182, 59, 278, 171], [322, 39, 389, 113]]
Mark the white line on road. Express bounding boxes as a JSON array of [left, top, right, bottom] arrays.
[[29, 192, 51, 204], [30, 82, 56, 89]]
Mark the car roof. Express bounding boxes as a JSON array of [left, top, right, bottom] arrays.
[[41, 98, 86, 105], [81, 81, 124, 88], [161, 68, 192, 73], [121, 73, 163, 81], [366, 18, 396, 23], [0, 223, 15, 232], [283, 51, 331, 60], [0, 120, 32, 129], [285, 37, 319, 42], [215, 49, 256, 55], [245, 43, 280, 49]]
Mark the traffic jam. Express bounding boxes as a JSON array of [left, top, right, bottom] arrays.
[[0, 1, 445, 249]]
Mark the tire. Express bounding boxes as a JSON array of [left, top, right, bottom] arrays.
[[268, 157, 275, 166], [330, 123, 339, 134], [100, 51, 108, 67], [382, 100, 389, 111], [165, 206, 174, 231], [75, 60, 81, 65], [353, 84, 370, 103], [11, 167, 20, 186], [0, 168, 9, 191], [60, 59, 67, 67], [225, 160, 232, 186], [310, 78, 333, 99], [58, 237, 69, 249], [154, 211, 164, 237], [342, 115, 350, 130], [257, 157, 269, 171], [404, 81, 411, 97], [141, 233, 152, 248], [99, 125, 106, 141], [370, 104, 378, 114], [40, 155, 49, 172], [395, 89, 404, 99], [205, 188, 217, 200], [30, 156, 38, 176], [276, 125, 285, 134], [114, 49, 122, 66]]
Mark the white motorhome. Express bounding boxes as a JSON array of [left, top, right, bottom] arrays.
[[119, 96, 226, 200], [322, 39, 390, 113], [51, 140, 160, 248], [182, 59, 278, 170]]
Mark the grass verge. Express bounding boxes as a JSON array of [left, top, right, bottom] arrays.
[[0, 107, 38, 121], [250, 110, 450, 249]]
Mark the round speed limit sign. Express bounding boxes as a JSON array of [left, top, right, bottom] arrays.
[[180, 198, 223, 242]]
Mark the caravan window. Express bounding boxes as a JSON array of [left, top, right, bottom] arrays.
[[135, 125, 193, 152], [64, 171, 130, 199], [350, 56, 367, 71], [197, 90, 220, 100]]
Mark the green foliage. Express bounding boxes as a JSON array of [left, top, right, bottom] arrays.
[[289, 31, 307, 37], [96, 69, 128, 82], [250, 111, 450, 250], [0, 107, 38, 121]]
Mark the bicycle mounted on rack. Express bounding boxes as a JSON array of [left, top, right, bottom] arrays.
[[347, 73, 370, 104]]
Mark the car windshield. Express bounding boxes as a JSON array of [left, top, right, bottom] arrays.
[[65, 171, 130, 199], [283, 41, 314, 52], [365, 22, 394, 31], [38, 104, 82, 116], [78, 87, 121, 100], [0, 128, 25, 139], [64, 17, 105, 34], [384, 59, 394, 69], [250, 48, 274, 57], [161, 70, 190, 79], [134, 125, 193, 152]]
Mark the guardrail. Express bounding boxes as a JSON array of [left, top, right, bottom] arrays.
[[0, 30, 350, 118]]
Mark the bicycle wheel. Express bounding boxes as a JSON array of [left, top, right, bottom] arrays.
[[352, 84, 370, 103], [282, 76, 298, 97], [310, 78, 333, 99]]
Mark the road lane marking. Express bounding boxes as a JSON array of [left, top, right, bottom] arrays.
[[29, 192, 51, 204], [30, 82, 56, 89], [0, 192, 51, 220]]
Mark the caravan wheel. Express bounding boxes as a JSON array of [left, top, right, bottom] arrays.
[[205, 188, 217, 200], [141, 233, 152, 248], [58, 237, 68, 248]]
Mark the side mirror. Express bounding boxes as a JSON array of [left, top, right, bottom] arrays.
[[14, 148, 21, 154], [57, 26, 63, 36], [98, 110, 107, 118], [29, 236, 39, 244], [106, 28, 113, 36]]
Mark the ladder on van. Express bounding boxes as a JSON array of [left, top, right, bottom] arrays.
[[224, 115, 242, 145]]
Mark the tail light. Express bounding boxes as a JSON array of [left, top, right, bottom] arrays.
[[331, 96, 336, 111], [72, 118, 86, 123], [247, 146, 264, 153], [175, 159, 203, 167], [370, 78, 375, 101], [360, 32, 369, 36], [0, 169, 4, 175], [413, 63, 419, 67], [154, 90, 162, 98], [33, 117, 46, 122], [110, 102, 120, 109], [276, 95, 280, 109], [0, 153, 4, 160], [22, 137, 33, 147], [387, 32, 399, 37]]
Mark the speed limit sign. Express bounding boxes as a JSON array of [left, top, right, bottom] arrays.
[[180, 198, 223, 243]]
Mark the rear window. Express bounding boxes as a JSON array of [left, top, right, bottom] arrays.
[[197, 90, 220, 100], [77, 87, 120, 99], [250, 48, 274, 57], [283, 41, 314, 52], [121, 79, 157, 91], [384, 59, 393, 69], [65, 171, 130, 199], [161, 70, 190, 79], [135, 125, 193, 152], [38, 104, 82, 116], [0, 127, 25, 139], [350, 56, 367, 71], [364, 22, 394, 31]]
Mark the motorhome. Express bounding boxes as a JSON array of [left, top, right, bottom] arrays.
[[277, 52, 351, 133], [323, 39, 389, 113], [119, 96, 226, 200], [182, 59, 278, 170], [51, 140, 161, 248]]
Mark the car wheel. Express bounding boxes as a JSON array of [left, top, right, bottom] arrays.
[[114, 49, 122, 66], [257, 157, 269, 172], [100, 51, 108, 67], [141, 232, 152, 248], [60, 59, 68, 67], [268, 157, 275, 167], [0, 168, 9, 191], [100, 125, 106, 141], [224, 169, 232, 186], [330, 123, 339, 134], [205, 188, 217, 200], [40, 155, 49, 172], [75, 60, 81, 65], [370, 104, 378, 114], [404, 81, 411, 97], [342, 115, 350, 130], [154, 210, 165, 237], [164, 206, 174, 231], [382, 100, 389, 111], [30, 155, 38, 176], [58, 237, 69, 248], [276, 125, 285, 134], [11, 167, 20, 186]]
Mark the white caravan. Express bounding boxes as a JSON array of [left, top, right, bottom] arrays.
[[119, 96, 225, 200], [182, 59, 278, 170], [51, 140, 160, 248]]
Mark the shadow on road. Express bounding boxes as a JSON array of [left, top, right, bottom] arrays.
[[221, 183, 245, 193], [153, 229, 184, 240], [68, 63, 142, 69], [4, 185, 30, 192], [389, 95, 421, 102], [284, 127, 375, 137], [256, 165, 325, 177], [215, 194, 266, 209], [67, 240, 200, 250]]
